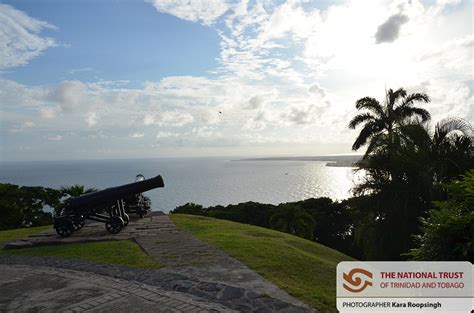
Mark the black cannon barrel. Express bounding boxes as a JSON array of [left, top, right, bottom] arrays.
[[69, 175, 164, 210]]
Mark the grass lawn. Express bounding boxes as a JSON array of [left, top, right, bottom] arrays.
[[171, 214, 354, 313], [0, 225, 52, 242], [0, 226, 160, 269]]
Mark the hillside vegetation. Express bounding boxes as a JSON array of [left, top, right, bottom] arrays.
[[171, 214, 354, 313]]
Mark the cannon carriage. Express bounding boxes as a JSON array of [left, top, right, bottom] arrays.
[[54, 174, 164, 237], [122, 175, 152, 218]]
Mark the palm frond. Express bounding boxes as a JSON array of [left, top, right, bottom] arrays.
[[355, 97, 383, 115], [348, 113, 376, 129], [365, 133, 388, 156], [388, 88, 407, 107], [436, 117, 473, 136], [399, 107, 431, 122], [399, 92, 430, 108], [352, 121, 383, 151]]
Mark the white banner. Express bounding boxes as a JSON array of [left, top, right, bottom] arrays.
[[336, 262, 473, 312]]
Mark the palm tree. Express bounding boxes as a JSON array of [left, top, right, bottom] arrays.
[[400, 117, 473, 184], [348, 88, 431, 152], [60, 184, 97, 198], [56, 184, 97, 216], [352, 117, 473, 260], [270, 204, 315, 239]]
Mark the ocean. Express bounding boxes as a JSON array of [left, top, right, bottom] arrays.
[[0, 157, 359, 213]]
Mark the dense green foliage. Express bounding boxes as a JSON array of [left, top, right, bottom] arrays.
[[409, 170, 474, 261], [172, 214, 354, 313], [349, 88, 473, 260], [0, 183, 61, 230], [269, 203, 315, 239]]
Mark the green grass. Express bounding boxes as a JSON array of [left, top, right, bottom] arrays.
[[0, 225, 52, 242], [0, 226, 160, 270], [0, 240, 160, 269], [171, 214, 354, 313]]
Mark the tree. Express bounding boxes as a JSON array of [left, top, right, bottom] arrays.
[[56, 184, 98, 215], [60, 184, 98, 198], [0, 183, 61, 230], [299, 198, 352, 248], [270, 204, 315, 240], [351, 117, 473, 260], [172, 203, 205, 215], [409, 170, 474, 261], [349, 88, 430, 152]]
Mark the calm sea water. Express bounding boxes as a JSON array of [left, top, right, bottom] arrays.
[[0, 158, 358, 213]]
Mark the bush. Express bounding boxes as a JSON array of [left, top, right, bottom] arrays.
[[409, 170, 474, 261], [0, 183, 61, 230]]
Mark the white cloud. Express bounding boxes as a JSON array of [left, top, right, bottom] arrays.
[[68, 67, 95, 75], [23, 121, 35, 128], [40, 107, 57, 119], [53, 80, 86, 113], [47, 135, 62, 141], [245, 95, 265, 110], [146, 0, 230, 25], [1, 0, 472, 159], [85, 112, 97, 127], [143, 111, 194, 127], [309, 83, 326, 97], [156, 131, 179, 139], [131, 132, 145, 138], [9, 121, 35, 133], [0, 4, 57, 69]]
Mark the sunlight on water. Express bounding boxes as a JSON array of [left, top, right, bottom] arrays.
[[0, 158, 361, 212]]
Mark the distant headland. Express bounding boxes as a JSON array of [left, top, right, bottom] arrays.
[[235, 155, 362, 167]]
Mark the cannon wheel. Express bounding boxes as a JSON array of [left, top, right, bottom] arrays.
[[55, 220, 74, 237], [105, 216, 124, 234], [123, 213, 130, 227], [73, 215, 85, 231]]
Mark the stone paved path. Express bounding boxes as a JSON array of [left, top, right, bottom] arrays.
[[2, 213, 316, 312], [0, 264, 230, 312]]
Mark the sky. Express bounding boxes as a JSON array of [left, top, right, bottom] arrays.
[[0, 0, 472, 161]]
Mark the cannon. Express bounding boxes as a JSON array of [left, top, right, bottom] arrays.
[[123, 175, 152, 218], [54, 174, 164, 237]]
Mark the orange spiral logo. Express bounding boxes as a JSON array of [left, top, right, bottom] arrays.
[[343, 268, 373, 292]]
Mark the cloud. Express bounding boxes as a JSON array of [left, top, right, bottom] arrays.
[[68, 67, 95, 75], [47, 135, 62, 141], [10, 121, 35, 133], [375, 13, 409, 44], [0, 4, 57, 69], [131, 132, 144, 138], [156, 131, 179, 139], [85, 112, 97, 127], [52, 80, 86, 113], [283, 103, 321, 125], [245, 95, 265, 110], [143, 111, 195, 127], [1, 0, 472, 159], [23, 121, 35, 128], [40, 107, 57, 119], [146, 0, 230, 25], [309, 83, 326, 97]]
